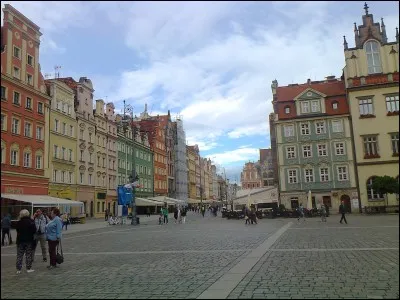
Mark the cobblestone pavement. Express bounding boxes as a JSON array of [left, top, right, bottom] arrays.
[[1, 213, 398, 299]]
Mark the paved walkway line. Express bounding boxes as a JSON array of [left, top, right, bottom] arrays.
[[196, 222, 293, 299], [289, 225, 399, 230], [269, 247, 399, 252], [1, 249, 250, 257]]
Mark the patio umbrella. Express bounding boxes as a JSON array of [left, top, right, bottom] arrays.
[[307, 190, 313, 210]]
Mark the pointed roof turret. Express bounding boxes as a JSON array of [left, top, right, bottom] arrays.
[[381, 18, 387, 43], [343, 36, 348, 50], [364, 2, 369, 15], [396, 27, 399, 42]]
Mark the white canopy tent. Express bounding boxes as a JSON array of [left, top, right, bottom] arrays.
[[148, 196, 175, 205], [187, 198, 201, 204], [1, 193, 84, 215], [135, 197, 163, 207]]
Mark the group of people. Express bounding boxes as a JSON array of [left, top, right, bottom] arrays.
[[296, 200, 348, 224], [2, 208, 63, 274], [244, 205, 258, 225]]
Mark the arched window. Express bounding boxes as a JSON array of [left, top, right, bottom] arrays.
[[35, 150, 43, 169], [364, 40, 382, 74], [366, 176, 384, 200]]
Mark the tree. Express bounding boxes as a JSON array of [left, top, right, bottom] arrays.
[[371, 176, 399, 208]]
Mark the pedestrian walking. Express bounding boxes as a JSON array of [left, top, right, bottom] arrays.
[[15, 209, 36, 274], [178, 206, 182, 224], [250, 206, 257, 224], [201, 206, 205, 218], [32, 209, 49, 263], [181, 207, 187, 224], [174, 206, 179, 224], [339, 201, 348, 224], [162, 206, 169, 224], [146, 207, 151, 217], [61, 213, 69, 230], [320, 204, 327, 222], [105, 209, 109, 221], [158, 211, 163, 225], [244, 207, 250, 225], [297, 204, 306, 222], [46, 208, 62, 270], [1, 213, 12, 246]]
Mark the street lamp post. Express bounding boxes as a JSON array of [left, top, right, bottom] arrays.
[[120, 100, 138, 226]]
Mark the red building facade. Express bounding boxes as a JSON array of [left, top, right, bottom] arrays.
[[1, 5, 50, 196]]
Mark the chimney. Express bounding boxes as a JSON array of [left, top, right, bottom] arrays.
[[325, 75, 336, 82], [307, 78, 311, 85]]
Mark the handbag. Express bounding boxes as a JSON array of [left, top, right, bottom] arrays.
[[56, 240, 64, 264]]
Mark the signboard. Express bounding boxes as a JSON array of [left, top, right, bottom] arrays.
[[351, 199, 359, 208], [5, 187, 24, 194], [117, 185, 132, 206]]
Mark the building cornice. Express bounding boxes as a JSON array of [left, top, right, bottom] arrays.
[[1, 74, 51, 101]]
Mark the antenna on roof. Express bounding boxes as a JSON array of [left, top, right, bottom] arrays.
[[44, 73, 52, 79], [54, 65, 61, 79]]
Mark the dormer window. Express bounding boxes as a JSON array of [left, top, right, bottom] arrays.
[[364, 40, 382, 74], [284, 106, 290, 114], [311, 100, 319, 112], [332, 101, 338, 110], [301, 102, 309, 113]]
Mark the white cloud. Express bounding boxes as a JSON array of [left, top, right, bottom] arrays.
[[206, 148, 259, 165]]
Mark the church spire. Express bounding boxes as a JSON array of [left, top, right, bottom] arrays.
[[381, 18, 387, 43], [396, 27, 399, 43], [343, 36, 348, 50], [364, 2, 369, 15]]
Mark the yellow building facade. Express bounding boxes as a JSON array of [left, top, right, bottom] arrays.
[[343, 6, 399, 211], [45, 79, 78, 214], [187, 146, 197, 200]]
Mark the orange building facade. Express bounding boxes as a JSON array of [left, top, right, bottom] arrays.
[[1, 5, 51, 197]]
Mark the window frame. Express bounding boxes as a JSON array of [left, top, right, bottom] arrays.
[[302, 144, 312, 158], [1, 86, 6, 100], [24, 121, 32, 138], [25, 97, 32, 110], [315, 121, 326, 134], [27, 54, 34, 66], [334, 142, 345, 156], [23, 151, 31, 168], [385, 95, 399, 113], [1, 113, 7, 131], [367, 176, 384, 200], [332, 120, 343, 133], [337, 166, 348, 181], [364, 40, 382, 74], [300, 122, 310, 135], [317, 144, 328, 156], [358, 98, 374, 116], [37, 102, 44, 114], [319, 167, 329, 182], [11, 117, 20, 135], [288, 169, 298, 184], [10, 148, 19, 166], [304, 168, 314, 183], [363, 135, 379, 156], [284, 124, 295, 137], [311, 100, 319, 112], [13, 66, 20, 79], [35, 154, 42, 169], [301, 101, 310, 113], [390, 132, 399, 155], [13, 46, 21, 59], [13, 91, 20, 105]]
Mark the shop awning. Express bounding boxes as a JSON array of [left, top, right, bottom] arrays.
[[148, 196, 175, 205], [165, 197, 186, 205], [1, 194, 84, 207], [135, 197, 163, 206], [187, 198, 201, 204]]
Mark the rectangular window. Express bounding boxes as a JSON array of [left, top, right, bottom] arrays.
[[390, 133, 399, 155], [80, 150, 84, 161], [283, 125, 294, 137], [288, 169, 297, 184], [80, 173, 84, 184], [332, 120, 343, 133], [54, 119, 59, 132], [320, 168, 329, 182], [56, 101, 60, 110], [10, 150, 18, 165], [36, 126, 43, 140], [26, 97, 32, 109], [88, 174, 92, 185], [54, 145, 58, 158], [26, 74, 33, 85], [62, 147, 66, 160], [36, 155, 42, 169], [38, 102, 43, 114], [27, 55, 34, 66], [70, 125, 74, 137], [13, 67, 20, 79], [69, 149, 73, 161], [62, 122, 66, 135], [1, 114, 6, 131], [315, 121, 325, 134], [359, 98, 374, 116], [316, 144, 327, 156], [13, 46, 21, 59], [13, 91, 20, 105], [304, 169, 314, 183], [337, 166, 348, 181], [386, 95, 399, 113], [286, 146, 296, 159], [61, 171, 65, 183], [69, 172, 73, 184], [24, 122, 31, 137], [363, 136, 379, 156], [335, 142, 345, 155], [302, 145, 312, 158], [301, 102, 310, 113], [53, 170, 57, 182], [311, 100, 319, 112], [68, 105, 71, 115], [300, 123, 310, 135], [23, 152, 30, 167], [12, 118, 19, 134], [1, 86, 6, 100]]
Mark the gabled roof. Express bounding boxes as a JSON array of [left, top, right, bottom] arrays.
[[276, 80, 345, 102], [56, 77, 78, 90]]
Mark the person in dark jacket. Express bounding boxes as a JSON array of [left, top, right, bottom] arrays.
[[15, 209, 37, 274], [1, 213, 12, 246], [339, 201, 348, 224], [174, 206, 179, 224], [181, 207, 187, 224]]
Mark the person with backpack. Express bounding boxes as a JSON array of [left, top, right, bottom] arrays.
[[1, 213, 12, 246], [32, 209, 49, 263]]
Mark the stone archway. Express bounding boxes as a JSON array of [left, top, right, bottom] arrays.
[[340, 194, 351, 213]]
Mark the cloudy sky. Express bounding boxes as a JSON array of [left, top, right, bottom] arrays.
[[2, 1, 398, 182]]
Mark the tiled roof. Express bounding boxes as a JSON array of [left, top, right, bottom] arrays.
[[56, 77, 78, 90], [276, 80, 345, 102]]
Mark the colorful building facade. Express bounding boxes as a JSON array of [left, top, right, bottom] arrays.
[[343, 4, 399, 211], [1, 4, 50, 198]]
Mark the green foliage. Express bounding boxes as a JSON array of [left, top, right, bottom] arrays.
[[371, 176, 399, 196]]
